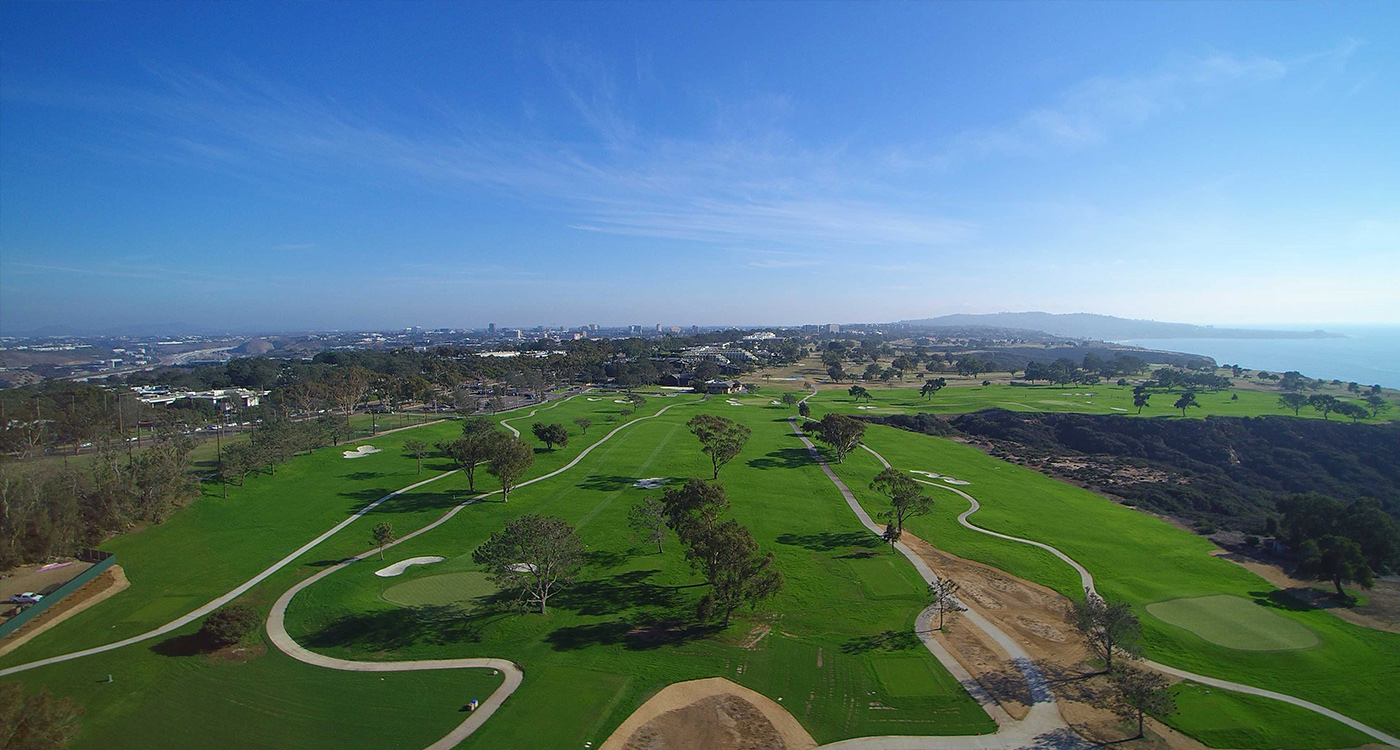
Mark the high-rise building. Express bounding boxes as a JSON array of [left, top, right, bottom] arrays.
[[656, 323, 663, 332], [488, 323, 496, 335], [827, 323, 841, 333]]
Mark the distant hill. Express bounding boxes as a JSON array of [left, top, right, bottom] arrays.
[[232, 339, 276, 355], [898, 312, 1341, 341]]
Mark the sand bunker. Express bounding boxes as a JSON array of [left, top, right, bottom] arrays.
[[1110, 407, 1128, 412], [374, 556, 445, 578], [507, 563, 537, 574], [770, 400, 781, 405], [910, 470, 942, 479], [633, 478, 671, 489], [588, 397, 603, 402], [342, 445, 382, 459], [615, 399, 632, 404], [726, 400, 743, 406], [942, 477, 971, 486], [601, 677, 815, 750]]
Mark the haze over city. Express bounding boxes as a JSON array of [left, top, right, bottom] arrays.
[[3, 2, 1398, 334]]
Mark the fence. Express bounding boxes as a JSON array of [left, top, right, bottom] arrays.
[[0, 550, 116, 640]]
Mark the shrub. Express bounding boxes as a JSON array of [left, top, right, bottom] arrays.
[[200, 604, 261, 647]]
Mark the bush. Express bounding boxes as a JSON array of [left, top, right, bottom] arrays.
[[200, 604, 261, 647]]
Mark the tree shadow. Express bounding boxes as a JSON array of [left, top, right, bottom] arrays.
[[777, 531, 880, 551], [582, 549, 632, 570], [373, 489, 460, 514], [1248, 589, 1315, 612], [150, 632, 215, 657], [552, 570, 678, 617], [545, 617, 720, 651], [746, 447, 812, 471], [304, 604, 485, 651], [578, 474, 640, 492], [344, 472, 384, 482], [840, 629, 921, 653]]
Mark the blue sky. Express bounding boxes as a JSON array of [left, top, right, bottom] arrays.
[[1, 1, 1397, 333]]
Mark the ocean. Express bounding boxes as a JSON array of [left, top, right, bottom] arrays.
[[1117, 325, 1400, 390]]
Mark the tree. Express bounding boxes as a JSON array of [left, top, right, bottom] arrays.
[[199, 604, 261, 647], [826, 365, 846, 383], [1278, 392, 1308, 416], [869, 467, 932, 543], [531, 422, 569, 450], [574, 417, 592, 434], [1295, 535, 1374, 597], [472, 514, 583, 614], [811, 413, 866, 463], [1366, 394, 1391, 418], [929, 577, 965, 630], [1173, 390, 1199, 417], [1333, 401, 1369, 423], [688, 519, 784, 626], [781, 392, 798, 409], [488, 435, 535, 501], [847, 385, 872, 403], [372, 521, 395, 560], [797, 401, 811, 418], [920, 378, 947, 400], [1108, 664, 1174, 740], [403, 439, 430, 474], [1072, 594, 1142, 672], [686, 414, 752, 480], [0, 681, 83, 749], [628, 497, 669, 554], [437, 418, 502, 492], [692, 359, 721, 384], [1308, 394, 1338, 420], [325, 366, 371, 419], [660, 478, 731, 544]]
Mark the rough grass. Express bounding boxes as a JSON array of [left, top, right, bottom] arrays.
[[1146, 595, 1319, 651]]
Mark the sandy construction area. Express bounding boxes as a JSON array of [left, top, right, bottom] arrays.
[[600, 677, 816, 750]]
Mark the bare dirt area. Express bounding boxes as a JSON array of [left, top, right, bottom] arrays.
[[0, 559, 95, 601], [1211, 550, 1400, 634], [0, 564, 129, 657], [900, 533, 1224, 750], [600, 677, 816, 750]]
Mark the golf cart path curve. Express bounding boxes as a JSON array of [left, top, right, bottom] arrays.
[[834, 404, 1398, 747], [265, 397, 696, 749]]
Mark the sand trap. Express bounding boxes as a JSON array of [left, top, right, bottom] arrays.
[[856, 405, 877, 410], [600, 677, 816, 750], [342, 445, 382, 459], [374, 556, 445, 578], [633, 478, 671, 489], [770, 400, 781, 405], [588, 397, 603, 402], [726, 400, 743, 406], [910, 470, 942, 479], [1110, 407, 1128, 412], [507, 563, 537, 574], [942, 477, 971, 486], [615, 399, 631, 403]]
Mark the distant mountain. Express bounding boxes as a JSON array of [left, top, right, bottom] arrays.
[[898, 313, 1342, 341]]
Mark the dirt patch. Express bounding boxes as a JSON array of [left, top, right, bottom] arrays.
[[0, 559, 95, 601], [738, 624, 771, 650], [1211, 550, 1400, 634], [600, 677, 815, 750], [0, 565, 129, 658], [207, 642, 267, 665]]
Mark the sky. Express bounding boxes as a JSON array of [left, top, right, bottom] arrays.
[[1, 1, 1397, 334]]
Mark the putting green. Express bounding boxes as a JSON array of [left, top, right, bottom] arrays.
[[381, 571, 498, 610], [1146, 595, 1319, 651]]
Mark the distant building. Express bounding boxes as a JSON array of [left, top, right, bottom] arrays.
[[703, 379, 744, 394], [827, 323, 841, 333], [488, 323, 496, 335]]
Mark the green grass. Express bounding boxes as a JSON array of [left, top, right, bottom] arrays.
[[806, 383, 1395, 422], [822, 422, 1400, 747], [381, 571, 497, 610], [1147, 595, 1319, 651], [1168, 681, 1373, 750], [4, 392, 994, 748]]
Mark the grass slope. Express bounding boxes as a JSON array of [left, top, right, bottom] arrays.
[[825, 423, 1399, 748]]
